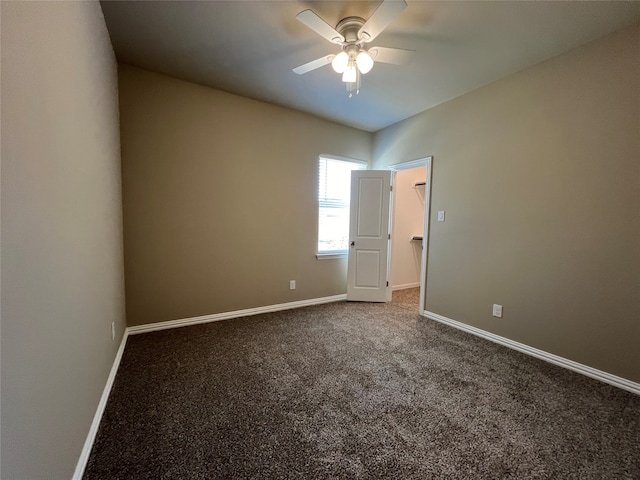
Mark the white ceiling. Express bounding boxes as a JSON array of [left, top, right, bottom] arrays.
[[100, 1, 640, 132]]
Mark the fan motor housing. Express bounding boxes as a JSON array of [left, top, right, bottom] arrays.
[[335, 17, 366, 44]]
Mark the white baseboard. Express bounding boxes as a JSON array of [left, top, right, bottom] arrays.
[[128, 294, 348, 335], [72, 294, 347, 476], [392, 282, 420, 291], [423, 311, 640, 396], [73, 330, 129, 479], [73, 302, 637, 478]]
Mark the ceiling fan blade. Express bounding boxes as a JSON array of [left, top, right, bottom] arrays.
[[368, 46, 414, 65], [358, 0, 407, 43], [293, 55, 335, 75], [296, 10, 344, 44]]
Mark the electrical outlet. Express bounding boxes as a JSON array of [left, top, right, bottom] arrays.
[[111, 321, 115, 341], [290, 280, 296, 290], [492, 304, 503, 318]]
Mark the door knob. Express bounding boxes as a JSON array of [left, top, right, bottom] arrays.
[[350, 241, 355, 247]]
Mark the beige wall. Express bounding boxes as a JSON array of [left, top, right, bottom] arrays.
[[119, 65, 372, 326], [1, 2, 126, 478], [374, 24, 640, 382], [391, 166, 426, 288], [1, 5, 635, 477]]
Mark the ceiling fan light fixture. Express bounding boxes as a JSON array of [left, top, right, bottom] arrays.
[[294, 0, 410, 96], [356, 50, 374, 74], [331, 51, 349, 73], [342, 64, 357, 83]]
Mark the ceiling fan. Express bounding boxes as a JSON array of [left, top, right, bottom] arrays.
[[293, 0, 414, 97]]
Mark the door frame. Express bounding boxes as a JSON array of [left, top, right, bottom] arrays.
[[388, 156, 433, 313]]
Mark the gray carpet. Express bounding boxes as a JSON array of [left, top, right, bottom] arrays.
[[84, 288, 640, 479]]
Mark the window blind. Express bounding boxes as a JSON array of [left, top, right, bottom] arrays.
[[318, 157, 366, 254]]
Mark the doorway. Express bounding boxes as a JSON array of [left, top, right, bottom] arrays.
[[389, 157, 433, 313]]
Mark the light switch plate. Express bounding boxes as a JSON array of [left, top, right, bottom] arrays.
[[437, 210, 445, 222]]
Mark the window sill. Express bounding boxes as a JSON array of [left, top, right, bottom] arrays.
[[316, 252, 348, 260]]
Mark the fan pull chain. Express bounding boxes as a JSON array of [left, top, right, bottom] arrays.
[[347, 69, 361, 98]]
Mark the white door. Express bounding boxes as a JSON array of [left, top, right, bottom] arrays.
[[346, 170, 392, 302]]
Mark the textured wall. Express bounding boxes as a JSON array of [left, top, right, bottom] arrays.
[[373, 24, 640, 382], [118, 65, 372, 326], [1, 2, 126, 477]]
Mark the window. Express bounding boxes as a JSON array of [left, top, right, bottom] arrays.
[[317, 156, 366, 258]]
